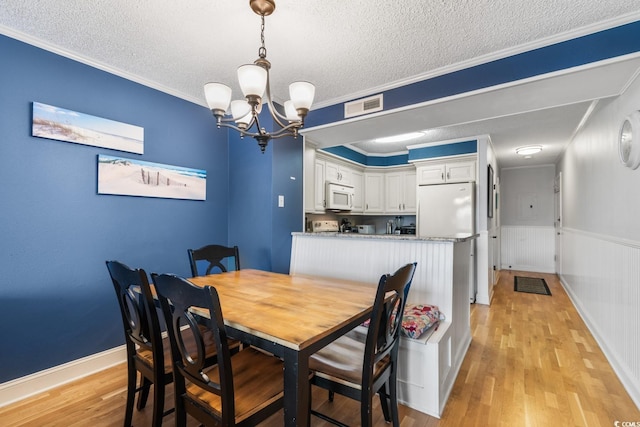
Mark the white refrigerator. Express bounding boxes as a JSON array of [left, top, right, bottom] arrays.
[[417, 181, 476, 302], [417, 182, 475, 237]]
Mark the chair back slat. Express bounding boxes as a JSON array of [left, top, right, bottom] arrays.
[[364, 262, 417, 384], [106, 261, 161, 358], [188, 244, 240, 276]]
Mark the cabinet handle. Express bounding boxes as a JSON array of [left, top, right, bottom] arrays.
[[441, 172, 444, 180], [447, 172, 450, 180]]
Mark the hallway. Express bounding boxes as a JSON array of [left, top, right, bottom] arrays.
[[437, 270, 639, 426]]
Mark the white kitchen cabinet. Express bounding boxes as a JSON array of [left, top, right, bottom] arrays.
[[416, 157, 476, 185], [325, 160, 352, 184], [351, 169, 364, 213], [313, 159, 326, 211], [311, 153, 363, 213], [364, 172, 385, 213], [385, 168, 416, 213]]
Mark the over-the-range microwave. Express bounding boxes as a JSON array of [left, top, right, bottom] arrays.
[[326, 182, 354, 211]]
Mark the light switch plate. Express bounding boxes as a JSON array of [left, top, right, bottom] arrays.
[[278, 195, 284, 207]]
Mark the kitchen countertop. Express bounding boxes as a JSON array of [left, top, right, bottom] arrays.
[[292, 232, 478, 243]]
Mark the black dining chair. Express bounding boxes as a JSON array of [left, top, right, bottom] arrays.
[[188, 244, 240, 276], [106, 261, 233, 427], [106, 260, 173, 427], [308, 262, 417, 427], [151, 273, 285, 427]]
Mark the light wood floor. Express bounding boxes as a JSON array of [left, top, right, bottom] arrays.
[[1, 271, 638, 426]]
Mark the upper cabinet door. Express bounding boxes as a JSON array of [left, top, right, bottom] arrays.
[[417, 163, 446, 185], [364, 172, 385, 213], [313, 159, 326, 211], [351, 169, 364, 213], [325, 161, 352, 184], [446, 160, 476, 183], [416, 158, 476, 185], [384, 169, 416, 213]]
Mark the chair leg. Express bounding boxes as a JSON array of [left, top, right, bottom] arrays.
[[388, 376, 400, 427], [378, 384, 391, 423], [175, 395, 187, 427], [360, 394, 374, 427], [151, 381, 165, 427], [137, 377, 152, 410], [124, 364, 137, 427]]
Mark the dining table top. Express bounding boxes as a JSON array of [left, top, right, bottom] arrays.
[[186, 269, 379, 351]]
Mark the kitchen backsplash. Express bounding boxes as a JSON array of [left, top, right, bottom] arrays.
[[306, 213, 416, 234]]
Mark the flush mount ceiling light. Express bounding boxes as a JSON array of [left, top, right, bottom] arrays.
[[204, 0, 315, 153], [374, 132, 425, 144], [515, 145, 542, 156]]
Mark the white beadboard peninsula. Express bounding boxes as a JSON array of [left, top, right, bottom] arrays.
[[290, 232, 476, 418]]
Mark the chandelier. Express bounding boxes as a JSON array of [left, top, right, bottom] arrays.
[[204, 0, 315, 153]]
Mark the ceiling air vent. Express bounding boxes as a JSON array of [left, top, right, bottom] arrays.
[[344, 94, 383, 118]]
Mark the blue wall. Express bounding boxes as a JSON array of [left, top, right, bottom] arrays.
[[0, 34, 304, 383], [0, 34, 231, 382], [227, 116, 304, 274]]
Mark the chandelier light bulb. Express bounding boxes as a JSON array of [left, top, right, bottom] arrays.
[[230, 100, 252, 121], [284, 100, 301, 122], [289, 81, 315, 111], [237, 64, 267, 99], [204, 82, 232, 114]]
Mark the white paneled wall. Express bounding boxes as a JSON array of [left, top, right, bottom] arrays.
[[290, 233, 474, 416], [501, 226, 555, 273], [290, 235, 455, 315], [560, 228, 640, 406]]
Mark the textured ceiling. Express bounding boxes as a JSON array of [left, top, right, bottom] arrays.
[[2, 1, 640, 167]]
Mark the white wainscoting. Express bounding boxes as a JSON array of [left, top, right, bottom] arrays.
[[500, 225, 555, 273], [291, 234, 457, 315], [560, 227, 640, 408]]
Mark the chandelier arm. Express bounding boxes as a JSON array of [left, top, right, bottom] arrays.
[[216, 115, 256, 127], [267, 121, 303, 138], [263, 75, 293, 128], [215, 121, 263, 138]]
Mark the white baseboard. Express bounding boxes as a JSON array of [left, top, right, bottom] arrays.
[[558, 276, 640, 410], [0, 345, 127, 408], [501, 264, 556, 274]]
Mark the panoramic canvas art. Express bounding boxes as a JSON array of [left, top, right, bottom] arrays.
[[98, 155, 206, 201], [32, 102, 144, 154]]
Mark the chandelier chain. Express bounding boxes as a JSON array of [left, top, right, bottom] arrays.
[[259, 14, 267, 59]]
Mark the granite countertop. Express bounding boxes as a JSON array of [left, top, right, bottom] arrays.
[[292, 232, 478, 242]]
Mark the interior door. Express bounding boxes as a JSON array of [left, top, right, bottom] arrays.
[[489, 175, 500, 287], [554, 172, 563, 274]]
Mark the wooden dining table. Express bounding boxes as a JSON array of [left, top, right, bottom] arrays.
[[187, 269, 379, 427]]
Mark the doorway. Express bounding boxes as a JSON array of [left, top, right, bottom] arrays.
[[554, 172, 563, 274]]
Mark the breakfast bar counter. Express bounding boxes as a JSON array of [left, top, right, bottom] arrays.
[[290, 231, 476, 418]]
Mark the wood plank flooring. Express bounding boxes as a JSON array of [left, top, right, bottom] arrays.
[[1, 270, 638, 426]]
